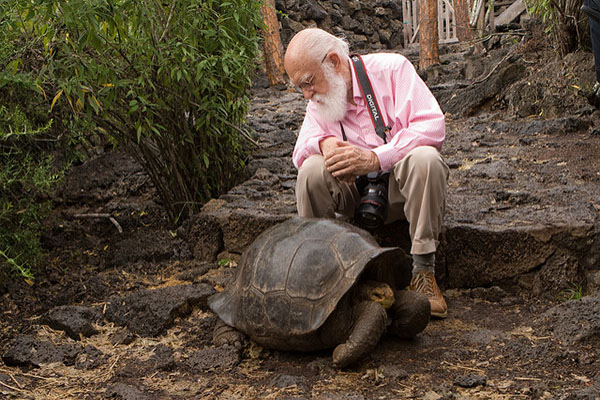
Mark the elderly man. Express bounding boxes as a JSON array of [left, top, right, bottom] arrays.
[[284, 28, 449, 318]]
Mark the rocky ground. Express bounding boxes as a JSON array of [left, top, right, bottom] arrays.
[[1, 20, 600, 400]]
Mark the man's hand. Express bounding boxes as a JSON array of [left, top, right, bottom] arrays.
[[320, 138, 380, 183]]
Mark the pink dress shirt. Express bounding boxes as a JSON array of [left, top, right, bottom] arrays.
[[292, 53, 446, 172]]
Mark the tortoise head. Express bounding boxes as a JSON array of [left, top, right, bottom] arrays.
[[356, 280, 395, 309]]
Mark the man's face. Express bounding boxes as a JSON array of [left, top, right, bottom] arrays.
[[286, 51, 349, 123], [311, 62, 348, 123]]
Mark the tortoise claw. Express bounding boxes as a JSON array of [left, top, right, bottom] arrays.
[[213, 318, 245, 350]]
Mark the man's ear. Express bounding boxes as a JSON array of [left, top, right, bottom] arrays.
[[327, 52, 343, 72]]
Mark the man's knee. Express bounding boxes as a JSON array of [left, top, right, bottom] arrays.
[[410, 146, 442, 165], [296, 155, 338, 218], [297, 155, 327, 186], [400, 146, 448, 178]]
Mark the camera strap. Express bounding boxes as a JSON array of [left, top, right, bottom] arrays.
[[340, 54, 390, 144]]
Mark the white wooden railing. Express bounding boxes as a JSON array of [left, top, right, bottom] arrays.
[[402, 0, 459, 46]]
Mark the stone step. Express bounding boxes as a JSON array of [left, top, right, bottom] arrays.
[[184, 163, 599, 297]]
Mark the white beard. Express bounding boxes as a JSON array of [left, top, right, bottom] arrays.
[[312, 63, 348, 123]]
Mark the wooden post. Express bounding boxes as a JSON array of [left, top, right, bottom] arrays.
[[402, 0, 412, 47], [261, 0, 285, 86], [488, 0, 495, 32], [477, 0, 485, 37], [454, 0, 472, 41], [419, 0, 440, 69]]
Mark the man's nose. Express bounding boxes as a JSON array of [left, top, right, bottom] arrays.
[[302, 87, 315, 100]]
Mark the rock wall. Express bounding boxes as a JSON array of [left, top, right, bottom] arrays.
[[275, 0, 405, 50]]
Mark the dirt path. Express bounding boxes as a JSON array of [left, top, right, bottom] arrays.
[[2, 271, 599, 399]]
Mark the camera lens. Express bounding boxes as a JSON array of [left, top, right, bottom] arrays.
[[356, 209, 382, 229], [354, 172, 389, 230]]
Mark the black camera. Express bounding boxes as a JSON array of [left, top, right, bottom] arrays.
[[354, 171, 390, 230]]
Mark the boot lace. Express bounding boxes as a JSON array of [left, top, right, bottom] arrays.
[[411, 271, 436, 298]]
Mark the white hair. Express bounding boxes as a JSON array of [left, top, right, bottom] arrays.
[[302, 28, 350, 66]]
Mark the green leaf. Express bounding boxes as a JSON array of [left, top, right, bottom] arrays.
[[136, 120, 142, 142], [5, 59, 21, 74]]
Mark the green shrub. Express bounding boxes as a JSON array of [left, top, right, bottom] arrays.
[[25, 0, 264, 222], [0, 3, 68, 281], [1, 0, 263, 281], [0, 104, 63, 282]]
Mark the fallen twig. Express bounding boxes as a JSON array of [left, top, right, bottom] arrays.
[[472, 48, 517, 85], [515, 376, 543, 381], [8, 372, 22, 389], [100, 354, 121, 382], [0, 379, 26, 393], [468, 31, 527, 45], [0, 369, 48, 381], [72, 213, 123, 234]]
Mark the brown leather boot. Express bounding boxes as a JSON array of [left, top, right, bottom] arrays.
[[409, 271, 447, 318]]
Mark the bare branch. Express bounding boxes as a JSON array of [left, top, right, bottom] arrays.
[[159, 1, 177, 43]]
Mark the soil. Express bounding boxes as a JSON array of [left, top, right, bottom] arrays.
[[1, 27, 600, 400]]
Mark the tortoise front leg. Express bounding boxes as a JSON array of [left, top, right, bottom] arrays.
[[213, 318, 245, 350], [332, 301, 388, 368], [388, 289, 430, 339]]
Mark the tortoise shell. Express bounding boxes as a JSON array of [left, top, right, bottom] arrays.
[[208, 217, 410, 341]]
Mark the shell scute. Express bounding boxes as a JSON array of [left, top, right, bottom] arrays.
[[263, 292, 291, 332], [286, 239, 343, 300], [288, 298, 315, 333]]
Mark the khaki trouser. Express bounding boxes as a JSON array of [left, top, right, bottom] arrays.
[[295, 146, 449, 255]]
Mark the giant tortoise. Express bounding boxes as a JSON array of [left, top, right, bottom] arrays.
[[208, 217, 430, 368]]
